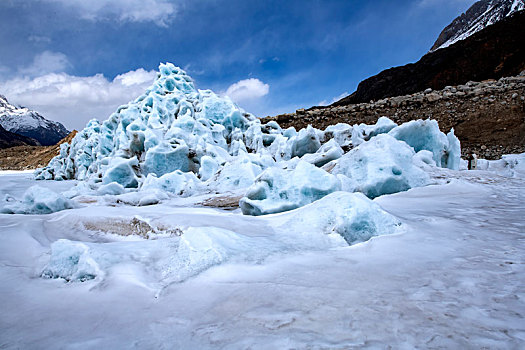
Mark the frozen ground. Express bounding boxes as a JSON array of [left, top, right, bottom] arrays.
[[0, 168, 524, 349]]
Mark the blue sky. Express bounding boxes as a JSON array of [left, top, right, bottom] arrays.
[[0, 0, 476, 130]]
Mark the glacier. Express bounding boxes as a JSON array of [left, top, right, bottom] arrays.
[[31, 62, 460, 218]]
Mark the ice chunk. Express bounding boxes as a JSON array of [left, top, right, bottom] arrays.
[[291, 125, 321, 157], [332, 134, 430, 198], [301, 139, 344, 167], [1, 185, 75, 214], [445, 128, 461, 170], [388, 119, 460, 169], [210, 156, 263, 193], [240, 160, 341, 215], [42, 239, 101, 282], [141, 170, 201, 196], [324, 123, 353, 148], [198, 155, 220, 181], [98, 182, 125, 195], [143, 141, 190, 176], [102, 157, 139, 188], [352, 117, 397, 146], [479, 152, 525, 177], [413, 150, 437, 168], [279, 191, 402, 245]]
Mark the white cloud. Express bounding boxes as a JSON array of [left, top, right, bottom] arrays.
[[45, 0, 177, 26], [27, 35, 52, 43], [2, 68, 157, 130], [317, 91, 349, 106], [19, 51, 71, 77], [225, 78, 269, 103]]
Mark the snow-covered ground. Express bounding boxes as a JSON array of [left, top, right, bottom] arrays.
[[1, 168, 523, 349]]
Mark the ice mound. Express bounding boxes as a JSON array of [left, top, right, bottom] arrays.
[[42, 239, 101, 282], [331, 134, 430, 198], [1, 185, 75, 214], [34, 63, 255, 186], [240, 160, 342, 215], [388, 119, 460, 170], [33, 62, 461, 215], [279, 191, 402, 245]]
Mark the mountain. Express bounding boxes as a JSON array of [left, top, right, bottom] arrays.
[[0, 124, 40, 149], [332, 10, 525, 106], [0, 130, 77, 169], [0, 95, 69, 146], [431, 0, 524, 52]]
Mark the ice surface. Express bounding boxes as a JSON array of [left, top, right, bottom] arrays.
[[1, 167, 524, 348], [331, 134, 430, 198], [1, 185, 75, 214], [240, 160, 341, 215]]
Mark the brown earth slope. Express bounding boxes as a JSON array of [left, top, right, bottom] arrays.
[[0, 130, 77, 170], [266, 74, 525, 160]]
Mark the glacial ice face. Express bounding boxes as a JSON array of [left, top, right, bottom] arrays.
[[1, 185, 75, 214], [331, 134, 430, 199], [240, 160, 342, 215]]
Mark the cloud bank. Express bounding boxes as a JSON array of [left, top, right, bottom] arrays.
[[44, 0, 177, 26], [2, 68, 157, 130], [225, 78, 270, 103]]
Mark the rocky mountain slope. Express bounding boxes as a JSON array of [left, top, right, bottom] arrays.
[[0, 124, 40, 149], [0, 95, 69, 146], [431, 0, 524, 52], [333, 10, 525, 107], [266, 72, 525, 159]]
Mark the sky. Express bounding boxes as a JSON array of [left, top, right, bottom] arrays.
[[0, 0, 477, 130]]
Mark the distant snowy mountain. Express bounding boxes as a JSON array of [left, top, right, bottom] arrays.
[[430, 0, 524, 52], [0, 95, 69, 146]]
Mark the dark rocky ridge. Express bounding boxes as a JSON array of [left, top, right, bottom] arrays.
[[265, 73, 525, 160], [0, 125, 40, 149], [332, 10, 525, 107]]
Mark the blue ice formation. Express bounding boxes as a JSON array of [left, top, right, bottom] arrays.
[[33, 62, 461, 215], [1, 185, 75, 214]]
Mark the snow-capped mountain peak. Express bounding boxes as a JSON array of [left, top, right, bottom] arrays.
[[0, 95, 69, 146], [430, 0, 524, 52]]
